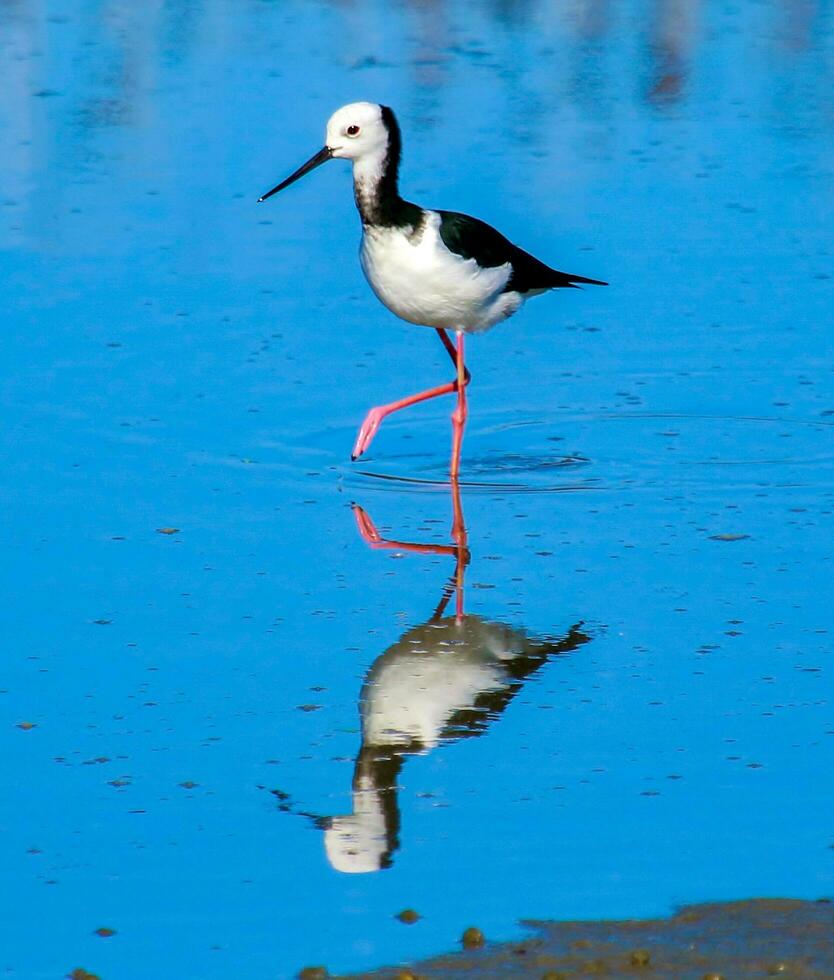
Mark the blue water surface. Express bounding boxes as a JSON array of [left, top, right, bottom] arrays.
[[2, 1, 833, 977]]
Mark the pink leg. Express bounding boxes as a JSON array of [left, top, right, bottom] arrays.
[[351, 379, 457, 461], [450, 477, 467, 620], [351, 329, 470, 462], [450, 332, 467, 480], [450, 469, 466, 548], [435, 327, 471, 384]]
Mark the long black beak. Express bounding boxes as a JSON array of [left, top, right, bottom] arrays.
[[258, 146, 332, 203]]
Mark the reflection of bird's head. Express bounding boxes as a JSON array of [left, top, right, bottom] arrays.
[[323, 814, 392, 874], [323, 749, 402, 874]]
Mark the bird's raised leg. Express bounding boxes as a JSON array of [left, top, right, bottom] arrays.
[[450, 331, 468, 480], [435, 327, 471, 386], [351, 329, 470, 462], [352, 379, 456, 461]]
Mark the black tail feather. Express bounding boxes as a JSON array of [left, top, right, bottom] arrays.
[[565, 272, 608, 287], [508, 243, 608, 292], [549, 270, 608, 289]]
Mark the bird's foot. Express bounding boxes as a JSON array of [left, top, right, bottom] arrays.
[[351, 406, 385, 461]]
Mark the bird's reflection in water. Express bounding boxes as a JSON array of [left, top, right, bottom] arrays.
[[276, 483, 590, 873]]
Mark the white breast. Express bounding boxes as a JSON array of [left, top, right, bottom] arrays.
[[359, 211, 523, 333]]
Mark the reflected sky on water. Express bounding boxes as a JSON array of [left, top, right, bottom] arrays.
[[2, 1, 834, 977]]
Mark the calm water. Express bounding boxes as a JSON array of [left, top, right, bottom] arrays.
[[2, 1, 833, 977]]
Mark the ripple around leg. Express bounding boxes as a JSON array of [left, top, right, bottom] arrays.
[[257, 410, 834, 496], [345, 452, 597, 495]]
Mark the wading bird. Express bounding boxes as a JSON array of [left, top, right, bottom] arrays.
[[259, 102, 606, 478]]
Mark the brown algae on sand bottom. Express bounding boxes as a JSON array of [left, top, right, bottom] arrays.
[[340, 898, 834, 978], [396, 909, 421, 925], [461, 926, 485, 949]]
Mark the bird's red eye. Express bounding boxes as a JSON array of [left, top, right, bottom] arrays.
[[346, 124, 361, 137]]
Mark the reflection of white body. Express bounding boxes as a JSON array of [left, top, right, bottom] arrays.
[[324, 615, 589, 873], [362, 618, 527, 749]]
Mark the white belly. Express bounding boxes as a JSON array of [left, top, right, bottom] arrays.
[[359, 211, 523, 333]]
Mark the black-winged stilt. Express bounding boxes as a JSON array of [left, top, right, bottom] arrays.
[[259, 102, 606, 478]]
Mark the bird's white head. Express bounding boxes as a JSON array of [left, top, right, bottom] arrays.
[[325, 101, 388, 161], [258, 101, 396, 203]]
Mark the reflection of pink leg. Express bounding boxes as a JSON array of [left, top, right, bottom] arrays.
[[352, 504, 458, 557], [352, 485, 469, 622], [450, 333, 468, 480], [352, 380, 457, 461], [450, 477, 467, 621]]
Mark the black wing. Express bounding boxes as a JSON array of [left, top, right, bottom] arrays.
[[437, 210, 607, 294]]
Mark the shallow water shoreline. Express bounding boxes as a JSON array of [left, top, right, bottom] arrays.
[[340, 898, 834, 979]]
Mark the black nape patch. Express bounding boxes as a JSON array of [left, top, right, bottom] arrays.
[[355, 104, 423, 230]]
